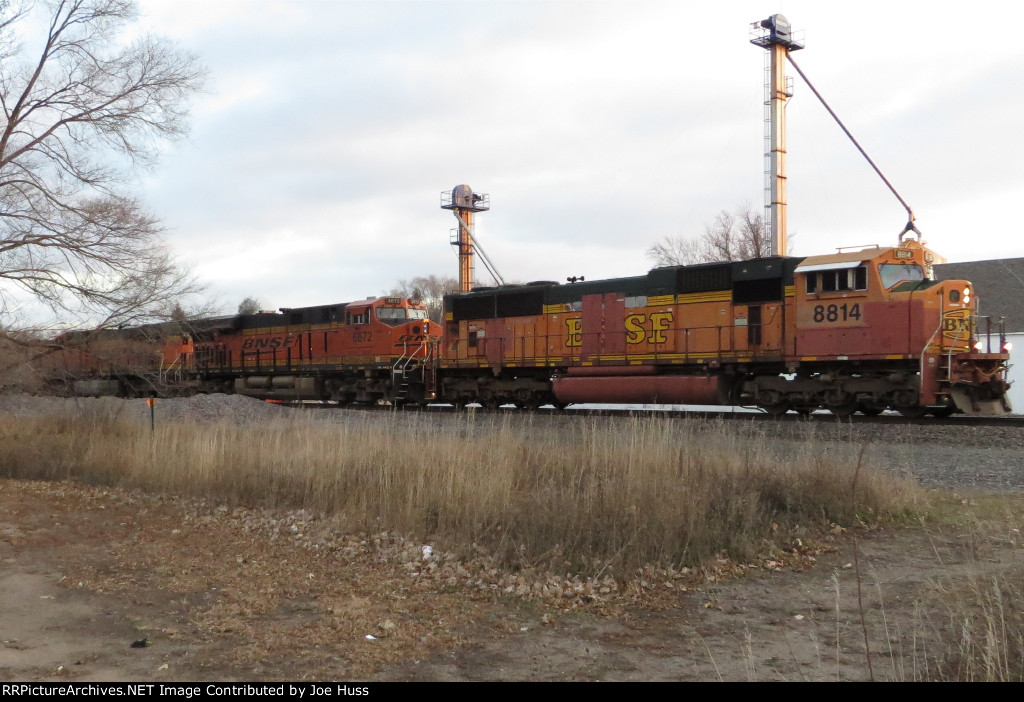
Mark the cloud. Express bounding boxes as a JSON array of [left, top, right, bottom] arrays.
[[131, 0, 1024, 312]]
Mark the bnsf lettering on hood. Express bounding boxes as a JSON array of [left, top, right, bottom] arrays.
[[242, 335, 299, 351]]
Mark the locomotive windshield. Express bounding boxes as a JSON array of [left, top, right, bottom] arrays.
[[377, 307, 429, 326], [878, 263, 925, 289]]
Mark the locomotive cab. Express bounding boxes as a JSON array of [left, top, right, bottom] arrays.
[[793, 240, 1011, 416], [359, 297, 439, 363]]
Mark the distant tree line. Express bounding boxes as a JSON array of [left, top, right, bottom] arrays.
[[647, 203, 790, 266]]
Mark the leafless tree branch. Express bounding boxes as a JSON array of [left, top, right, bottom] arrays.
[[389, 274, 461, 324], [0, 0, 206, 329], [646, 203, 790, 267]]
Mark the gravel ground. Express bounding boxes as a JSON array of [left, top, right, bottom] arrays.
[[726, 416, 1024, 492], [2, 393, 1022, 492], [0, 393, 294, 423]]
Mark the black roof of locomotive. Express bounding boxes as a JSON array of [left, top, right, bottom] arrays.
[[233, 302, 349, 329], [445, 257, 802, 321]]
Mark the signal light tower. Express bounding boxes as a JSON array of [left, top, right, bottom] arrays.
[[751, 14, 803, 257], [441, 184, 490, 293]]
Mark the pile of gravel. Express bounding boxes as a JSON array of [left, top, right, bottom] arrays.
[[0, 393, 294, 424]]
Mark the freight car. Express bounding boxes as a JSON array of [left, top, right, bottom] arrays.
[[438, 236, 1012, 417]]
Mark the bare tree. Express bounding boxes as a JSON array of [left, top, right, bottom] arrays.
[[389, 274, 460, 324], [645, 234, 706, 267], [0, 0, 205, 329], [647, 203, 782, 266]]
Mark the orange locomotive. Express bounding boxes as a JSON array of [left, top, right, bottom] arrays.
[[40, 326, 180, 397], [50, 295, 440, 402], [54, 240, 1011, 417], [182, 296, 441, 403], [438, 237, 1011, 416]]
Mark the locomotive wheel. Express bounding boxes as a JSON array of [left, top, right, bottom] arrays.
[[928, 405, 956, 418], [856, 403, 883, 417], [828, 401, 857, 419], [760, 402, 790, 417], [897, 405, 927, 418]]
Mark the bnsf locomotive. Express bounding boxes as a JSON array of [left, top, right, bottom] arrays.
[[187, 296, 439, 404], [440, 237, 1010, 417], [46, 296, 441, 405], [49, 235, 1012, 417]]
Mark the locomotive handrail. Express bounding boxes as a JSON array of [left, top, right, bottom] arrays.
[[392, 338, 429, 378], [943, 315, 971, 384], [446, 317, 784, 368], [919, 296, 947, 391], [160, 353, 184, 385]]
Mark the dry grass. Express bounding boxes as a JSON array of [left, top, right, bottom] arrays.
[[0, 408, 923, 576], [899, 500, 1024, 682], [5, 405, 1024, 680], [919, 571, 1024, 681]]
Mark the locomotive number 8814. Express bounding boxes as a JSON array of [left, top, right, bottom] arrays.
[[438, 236, 1011, 417]]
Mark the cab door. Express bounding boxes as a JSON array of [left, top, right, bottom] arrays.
[[346, 306, 374, 357]]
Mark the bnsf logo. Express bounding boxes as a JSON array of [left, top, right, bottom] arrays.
[[564, 312, 674, 347], [941, 310, 972, 341], [242, 335, 298, 350]]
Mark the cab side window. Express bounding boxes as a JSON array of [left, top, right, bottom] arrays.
[[806, 266, 867, 294]]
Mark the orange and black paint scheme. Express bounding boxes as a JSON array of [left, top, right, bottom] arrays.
[[54, 241, 1011, 416], [181, 296, 440, 404], [39, 327, 178, 397], [438, 239, 1011, 416]]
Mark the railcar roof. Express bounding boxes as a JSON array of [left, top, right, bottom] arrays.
[[795, 246, 887, 268], [444, 256, 802, 321]]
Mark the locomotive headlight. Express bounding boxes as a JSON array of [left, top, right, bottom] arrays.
[[974, 341, 985, 351], [1005, 342, 1014, 352], [963, 287, 971, 304]]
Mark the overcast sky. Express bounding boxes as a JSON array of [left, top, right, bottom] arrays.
[[131, 0, 1024, 313]]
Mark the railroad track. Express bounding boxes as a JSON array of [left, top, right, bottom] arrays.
[[282, 400, 1024, 428]]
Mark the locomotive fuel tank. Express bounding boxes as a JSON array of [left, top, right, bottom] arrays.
[[552, 370, 730, 405]]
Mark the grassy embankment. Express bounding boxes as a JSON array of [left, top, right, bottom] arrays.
[[1, 406, 919, 571], [2, 404, 1022, 680]]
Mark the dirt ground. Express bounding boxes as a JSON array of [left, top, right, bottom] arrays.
[[2, 478, 1021, 682]]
